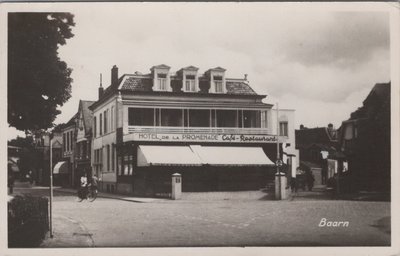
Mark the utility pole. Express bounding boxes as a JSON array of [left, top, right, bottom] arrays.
[[276, 103, 281, 200], [49, 136, 54, 238]]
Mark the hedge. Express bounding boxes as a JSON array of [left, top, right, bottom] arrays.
[[8, 195, 49, 248]]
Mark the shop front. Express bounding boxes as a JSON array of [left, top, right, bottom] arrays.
[[116, 132, 282, 196]]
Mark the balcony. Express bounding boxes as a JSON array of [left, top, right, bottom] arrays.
[[127, 126, 272, 135]]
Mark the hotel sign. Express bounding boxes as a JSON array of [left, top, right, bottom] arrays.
[[125, 132, 279, 143]]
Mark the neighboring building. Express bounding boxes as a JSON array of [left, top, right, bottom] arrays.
[[61, 113, 78, 187], [339, 82, 390, 192], [90, 65, 297, 196], [75, 100, 95, 180], [32, 131, 63, 185], [295, 124, 339, 186]]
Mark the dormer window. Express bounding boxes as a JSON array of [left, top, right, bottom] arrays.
[[151, 64, 171, 91], [206, 67, 226, 94], [213, 76, 223, 93], [157, 73, 167, 91], [185, 75, 196, 92]]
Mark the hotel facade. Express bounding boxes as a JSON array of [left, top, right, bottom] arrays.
[[90, 65, 298, 196]]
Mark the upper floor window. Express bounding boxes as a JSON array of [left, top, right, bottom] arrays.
[[63, 133, 66, 152], [279, 121, 288, 136], [104, 110, 108, 134], [66, 132, 70, 152], [157, 73, 167, 91], [161, 109, 183, 127], [243, 110, 261, 128], [70, 131, 74, 150], [93, 116, 97, 137], [189, 109, 210, 127], [111, 106, 115, 131], [216, 110, 237, 127], [99, 113, 103, 135], [185, 75, 196, 92], [129, 108, 154, 126], [213, 76, 223, 93]]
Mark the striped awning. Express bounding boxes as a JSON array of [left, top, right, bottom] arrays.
[[191, 145, 274, 166], [137, 145, 202, 166], [53, 161, 69, 174], [137, 145, 274, 167]]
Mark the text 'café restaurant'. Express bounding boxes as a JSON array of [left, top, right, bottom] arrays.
[[90, 65, 297, 196]]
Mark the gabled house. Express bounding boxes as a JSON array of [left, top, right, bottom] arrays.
[[61, 113, 78, 187], [339, 82, 390, 192], [295, 124, 339, 186], [75, 100, 95, 180]]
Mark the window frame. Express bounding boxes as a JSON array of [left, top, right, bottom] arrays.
[[279, 121, 289, 137]]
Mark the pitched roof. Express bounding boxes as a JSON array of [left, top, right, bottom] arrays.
[[118, 74, 258, 95], [80, 100, 96, 134], [120, 76, 153, 91], [364, 82, 390, 104], [295, 127, 337, 149], [151, 64, 171, 70], [64, 113, 78, 128], [226, 81, 257, 95]]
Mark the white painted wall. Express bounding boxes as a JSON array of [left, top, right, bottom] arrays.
[[92, 96, 118, 183], [270, 109, 299, 177]]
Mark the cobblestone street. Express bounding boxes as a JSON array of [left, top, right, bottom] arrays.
[[13, 185, 390, 247]]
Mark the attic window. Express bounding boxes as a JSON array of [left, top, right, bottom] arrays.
[[185, 75, 196, 92], [156, 73, 167, 91], [212, 77, 223, 94]]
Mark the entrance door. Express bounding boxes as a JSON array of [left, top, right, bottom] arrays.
[[311, 168, 323, 186]]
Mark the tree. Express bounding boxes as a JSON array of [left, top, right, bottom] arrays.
[[8, 13, 75, 132]]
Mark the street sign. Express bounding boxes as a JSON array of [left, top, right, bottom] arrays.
[[275, 159, 283, 167]]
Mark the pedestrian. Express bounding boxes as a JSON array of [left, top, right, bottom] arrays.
[[307, 171, 315, 191], [290, 177, 297, 193], [8, 164, 15, 194], [28, 170, 34, 186]]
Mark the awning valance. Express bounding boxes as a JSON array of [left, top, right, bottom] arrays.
[[137, 145, 202, 167], [191, 146, 274, 166], [137, 145, 274, 167], [53, 161, 68, 174]]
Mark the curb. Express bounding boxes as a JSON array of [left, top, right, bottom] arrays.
[[54, 188, 159, 203]]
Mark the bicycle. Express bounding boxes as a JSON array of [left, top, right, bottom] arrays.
[[77, 184, 97, 202]]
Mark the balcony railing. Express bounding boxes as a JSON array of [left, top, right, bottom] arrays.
[[127, 126, 272, 135]]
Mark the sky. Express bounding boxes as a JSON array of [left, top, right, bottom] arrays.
[[8, 3, 391, 140]]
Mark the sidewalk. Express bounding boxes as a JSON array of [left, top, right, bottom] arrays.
[[54, 187, 169, 203], [40, 214, 94, 248]]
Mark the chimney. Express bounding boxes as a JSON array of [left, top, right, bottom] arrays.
[[98, 73, 104, 99], [244, 74, 248, 81], [111, 65, 118, 86]]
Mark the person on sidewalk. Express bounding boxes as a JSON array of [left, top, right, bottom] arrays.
[[290, 177, 297, 193], [306, 171, 315, 191], [8, 164, 15, 194]]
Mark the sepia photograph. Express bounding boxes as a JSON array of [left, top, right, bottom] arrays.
[[2, 1, 400, 255]]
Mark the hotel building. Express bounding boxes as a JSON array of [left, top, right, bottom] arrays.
[[90, 65, 298, 196]]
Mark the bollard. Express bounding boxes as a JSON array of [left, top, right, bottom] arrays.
[[275, 172, 288, 200], [171, 173, 182, 200]]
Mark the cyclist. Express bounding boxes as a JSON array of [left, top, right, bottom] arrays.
[[91, 174, 100, 195], [78, 173, 88, 200]]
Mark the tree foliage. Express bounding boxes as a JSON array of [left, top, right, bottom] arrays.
[[8, 13, 75, 132]]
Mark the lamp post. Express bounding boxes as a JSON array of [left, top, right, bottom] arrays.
[[276, 102, 281, 200], [49, 137, 54, 238]]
